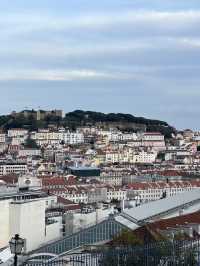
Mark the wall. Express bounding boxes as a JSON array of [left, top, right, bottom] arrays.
[[9, 199, 46, 252], [0, 199, 11, 248], [64, 207, 114, 235], [45, 220, 61, 244]]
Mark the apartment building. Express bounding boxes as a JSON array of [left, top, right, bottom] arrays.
[[133, 150, 157, 163], [99, 175, 123, 186], [108, 132, 137, 142], [105, 149, 157, 164], [42, 176, 127, 204], [31, 130, 61, 146], [141, 132, 165, 141], [106, 186, 127, 201], [0, 133, 6, 143], [105, 151, 121, 163], [18, 149, 41, 157], [8, 128, 28, 138], [63, 132, 84, 145], [0, 163, 28, 176], [31, 130, 84, 146], [127, 180, 200, 202]]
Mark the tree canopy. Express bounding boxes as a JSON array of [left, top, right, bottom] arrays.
[[0, 110, 176, 137]]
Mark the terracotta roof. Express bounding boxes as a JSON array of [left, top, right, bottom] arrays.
[[127, 180, 200, 190], [144, 132, 162, 135], [64, 205, 81, 211], [148, 211, 200, 230], [0, 175, 18, 184], [42, 177, 67, 187], [66, 175, 77, 185], [57, 196, 75, 205], [133, 211, 200, 242]]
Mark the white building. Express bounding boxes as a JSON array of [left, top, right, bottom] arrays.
[[11, 136, 27, 145], [107, 132, 137, 142], [65, 206, 114, 235], [105, 152, 120, 163], [9, 199, 46, 252], [0, 163, 27, 176], [106, 187, 127, 201], [0, 133, 6, 143], [87, 187, 107, 203], [64, 190, 88, 204], [125, 132, 166, 151], [31, 130, 61, 146], [0, 198, 11, 248], [18, 149, 41, 157], [8, 129, 28, 138], [31, 130, 84, 146], [0, 194, 61, 252], [18, 175, 42, 189], [99, 175, 123, 186], [127, 180, 200, 203], [141, 132, 165, 141], [133, 150, 157, 163], [63, 132, 84, 145], [105, 149, 157, 164]]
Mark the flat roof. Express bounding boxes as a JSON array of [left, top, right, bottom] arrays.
[[121, 189, 200, 223], [69, 167, 100, 171], [0, 190, 47, 200]]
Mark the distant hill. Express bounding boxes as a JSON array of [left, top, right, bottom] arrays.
[[0, 109, 176, 137]]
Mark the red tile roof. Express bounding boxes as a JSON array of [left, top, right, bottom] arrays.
[[42, 177, 67, 187], [144, 132, 162, 135], [57, 196, 75, 205], [133, 211, 200, 242], [127, 180, 200, 190], [0, 175, 18, 184]]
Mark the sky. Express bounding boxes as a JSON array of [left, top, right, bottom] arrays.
[[0, 0, 200, 130]]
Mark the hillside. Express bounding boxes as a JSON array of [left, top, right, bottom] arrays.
[[0, 110, 176, 137]]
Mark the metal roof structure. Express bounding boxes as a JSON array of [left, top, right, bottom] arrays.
[[114, 215, 139, 230], [30, 216, 125, 255], [29, 190, 200, 257], [121, 189, 200, 224]]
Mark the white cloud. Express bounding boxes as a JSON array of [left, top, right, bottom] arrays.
[[1, 10, 200, 37], [0, 40, 154, 59], [0, 69, 129, 81], [178, 37, 200, 47], [1, 36, 199, 61]]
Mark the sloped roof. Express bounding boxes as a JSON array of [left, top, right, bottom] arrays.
[[122, 189, 200, 223]]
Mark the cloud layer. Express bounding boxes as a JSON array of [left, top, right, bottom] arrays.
[[0, 1, 200, 129]]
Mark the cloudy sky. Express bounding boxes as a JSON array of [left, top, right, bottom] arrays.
[[0, 0, 200, 129]]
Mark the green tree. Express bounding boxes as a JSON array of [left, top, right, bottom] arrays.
[[111, 229, 143, 246], [24, 137, 39, 149]]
